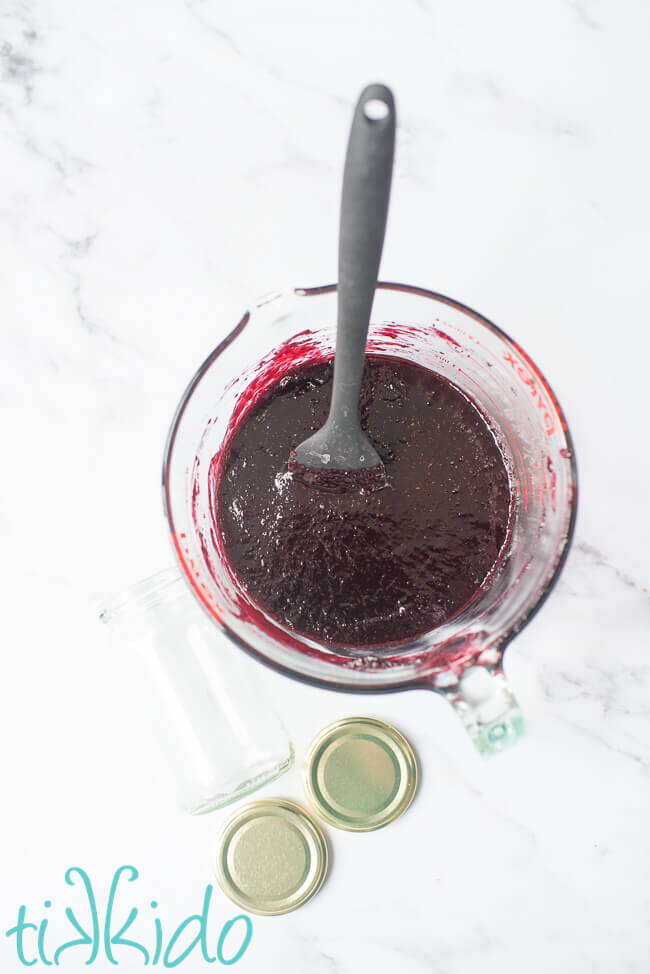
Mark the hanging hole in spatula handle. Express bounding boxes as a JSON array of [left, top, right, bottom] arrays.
[[363, 97, 391, 121], [358, 82, 395, 123]]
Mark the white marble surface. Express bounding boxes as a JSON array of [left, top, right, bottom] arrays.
[[1, 0, 650, 971]]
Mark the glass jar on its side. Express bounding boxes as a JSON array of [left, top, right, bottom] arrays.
[[100, 568, 294, 814]]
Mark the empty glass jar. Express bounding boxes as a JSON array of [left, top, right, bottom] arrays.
[[101, 568, 293, 814]]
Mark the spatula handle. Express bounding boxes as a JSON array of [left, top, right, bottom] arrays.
[[331, 83, 396, 418]]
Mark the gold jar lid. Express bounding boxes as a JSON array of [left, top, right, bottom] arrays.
[[215, 798, 328, 916], [303, 717, 418, 832]]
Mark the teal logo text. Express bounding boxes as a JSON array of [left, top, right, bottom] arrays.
[[5, 866, 253, 967]]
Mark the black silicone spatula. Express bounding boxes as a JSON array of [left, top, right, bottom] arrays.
[[288, 83, 396, 492]]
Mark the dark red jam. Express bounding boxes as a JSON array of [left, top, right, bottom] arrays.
[[213, 355, 510, 646]]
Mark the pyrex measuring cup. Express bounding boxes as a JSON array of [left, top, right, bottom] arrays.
[[163, 284, 577, 755]]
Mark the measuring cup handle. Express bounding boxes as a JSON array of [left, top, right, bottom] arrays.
[[432, 661, 526, 756]]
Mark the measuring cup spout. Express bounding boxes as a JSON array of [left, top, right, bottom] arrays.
[[431, 660, 526, 757]]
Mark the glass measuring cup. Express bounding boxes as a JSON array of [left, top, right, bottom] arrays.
[[163, 284, 577, 755]]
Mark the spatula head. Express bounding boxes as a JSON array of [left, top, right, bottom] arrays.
[[288, 424, 387, 493]]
